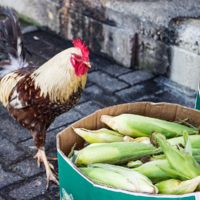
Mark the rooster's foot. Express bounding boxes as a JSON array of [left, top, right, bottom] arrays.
[[34, 149, 59, 189]]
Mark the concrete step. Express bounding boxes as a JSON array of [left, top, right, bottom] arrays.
[[60, 0, 200, 92]]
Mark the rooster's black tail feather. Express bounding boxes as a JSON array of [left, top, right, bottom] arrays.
[[0, 6, 28, 79]]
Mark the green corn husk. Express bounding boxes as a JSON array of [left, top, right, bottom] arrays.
[[150, 154, 166, 161], [152, 131, 200, 181], [194, 155, 200, 162], [80, 167, 158, 194], [73, 128, 124, 143], [75, 135, 200, 167], [101, 114, 198, 138], [127, 160, 143, 168], [155, 176, 200, 194], [75, 142, 162, 166], [86, 163, 158, 194], [132, 141, 200, 183], [123, 136, 151, 144], [168, 135, 200, 148], [134, 159, 171, 183], [133, 148, 200, 183]]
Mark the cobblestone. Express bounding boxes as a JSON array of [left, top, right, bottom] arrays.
[[26, 52, 47, 67], [0, 134, 31, 165], [115, 80, 161, 102], [4, 175, 58, 200], [35, 197, 50, 200], [0, 104, 6, 115], [0, 195, 6, 200], [12, 158, 45, 178], [74, 101, 103, 116], [23, 34, 62, 60], [88, 71, 129, 93], [0, 28, 197, 200], [47, 191, 60, 200], [119, 70, 154, 85], [0, 114, 32, 143], [155, 89, 195, 108], [84, 85, 126, 107], [101, 64, 132, 77], [0, 162, 23, 189], [48, 109, 83, 131]]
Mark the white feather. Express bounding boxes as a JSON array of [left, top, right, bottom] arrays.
[[17, 37, 22, 57], [9, 89, 27, 109], [0, 37, 28, 78]]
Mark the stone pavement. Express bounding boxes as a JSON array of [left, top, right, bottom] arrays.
[[0, 27, 197, 200]]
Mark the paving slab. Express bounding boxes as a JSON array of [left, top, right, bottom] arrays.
[[100, 64, 132, 77], [0, 161, 23, 189], [119, 70, 154, 86], [77, 94, 89, 104], [155, 89, 195, 108], [47, 191, 60, 200], [26, 52, 47, 67], [11, 158, 45, 178], [84, 85, 126, 107], [48, 109, 83, 131], [115, 80, 161, 102], [0, 104, 7, 115], [36, 197, 52, 200], [0, 114, 32, 143], [0, 134, 31, 165], [3, 175, 58, 200], [35, 196, 51, 200], [23, 34, 62, 60], [0, 194, 6, 200], [88, 71, 129, 93], [74, 101, 103, 116]]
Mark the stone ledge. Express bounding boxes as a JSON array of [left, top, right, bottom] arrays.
[[0, 0, 61, 32]]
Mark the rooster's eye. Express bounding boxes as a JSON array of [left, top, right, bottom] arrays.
[[75, 55, 81, 59]]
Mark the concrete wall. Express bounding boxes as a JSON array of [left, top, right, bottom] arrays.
[[0, 0, 61, 33], [1, 0, 200, 91]]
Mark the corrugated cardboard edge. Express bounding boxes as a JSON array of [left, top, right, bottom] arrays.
[[56, 102, 200, 198]]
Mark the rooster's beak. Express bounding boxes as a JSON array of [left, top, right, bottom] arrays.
[[84, 62, 91, 68]]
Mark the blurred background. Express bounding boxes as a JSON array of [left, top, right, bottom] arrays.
[[0, 0, 200, 94]]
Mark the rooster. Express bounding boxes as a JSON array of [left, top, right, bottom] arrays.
[[0, 7, 91, 188]]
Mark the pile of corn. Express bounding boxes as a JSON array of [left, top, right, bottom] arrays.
[[70, 114, 200, 195]]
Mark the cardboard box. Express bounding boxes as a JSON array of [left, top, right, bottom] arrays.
[[57, 102, 200, 200], [196, 92, 200, 110]]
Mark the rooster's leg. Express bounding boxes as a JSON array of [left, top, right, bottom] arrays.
[[34, 149, 59, 188]]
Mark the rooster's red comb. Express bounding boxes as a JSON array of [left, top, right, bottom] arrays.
[[72, 38, 89, 59]]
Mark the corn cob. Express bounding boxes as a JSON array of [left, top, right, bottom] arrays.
[[132, 149, 200, 183], [101, 114, 198, 138], [151, 131, 200, 181], [73, 128, 124, 143], [156, 177, 200, 194], [75, 142, 161, 166], [81, 163, 158, 194], [150, 154, 166, 161], [75, 135, 200, 167], [127, 160, 143, 168], [134, 159, 171, 183], [123, 136, 150, 144]]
